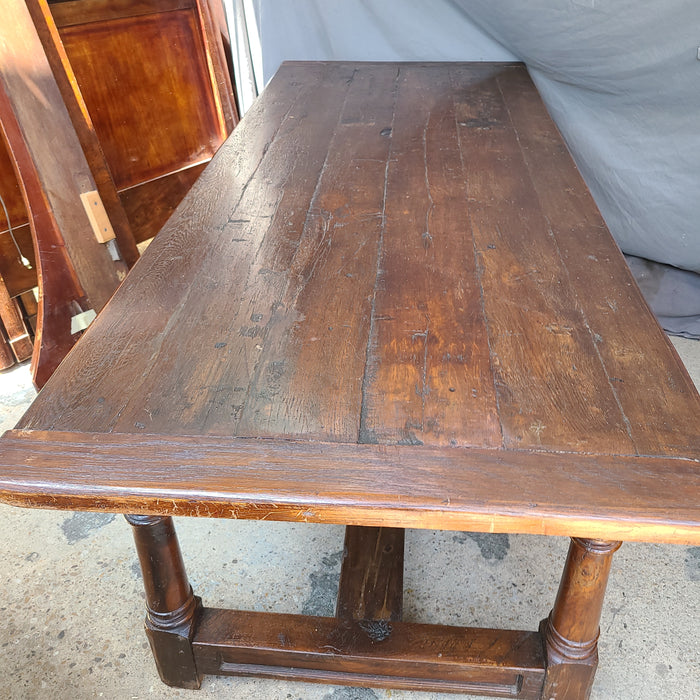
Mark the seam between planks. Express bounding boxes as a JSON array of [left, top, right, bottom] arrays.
[[359, 65, 401, 444]]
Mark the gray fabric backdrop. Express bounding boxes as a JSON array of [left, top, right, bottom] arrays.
[[227, 0, 700, 337]]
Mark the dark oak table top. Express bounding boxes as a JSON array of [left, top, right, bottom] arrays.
[[1, 62, 698, 543]]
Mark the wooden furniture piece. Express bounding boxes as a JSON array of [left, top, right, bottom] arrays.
[[0, 0, 238, 384], [0, 0, 131, 387], [50, 0, 239, 244], [0, 62, 698, 699]]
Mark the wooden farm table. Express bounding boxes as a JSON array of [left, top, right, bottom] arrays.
[[1, 62, 699, 699]]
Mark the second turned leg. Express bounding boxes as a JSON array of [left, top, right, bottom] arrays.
[[125, 514, 202, 689], [540, 538, 622, 699]]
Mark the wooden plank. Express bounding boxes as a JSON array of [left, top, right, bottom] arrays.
[[192, 608, 546, 698], [495, 66, 700, 457], [0, 324, 16, 370], [14, 63, 347, 432], [59, 9, 222, 191], [450, 64, 636, 454], [236, 63, 399, 441], [0, 279, 32, 361], [361, 64, 501, 448], [336, 526, 404, 622], [80, 190, 116, 243], [110, 62, 360, 438], [194, 0, 239, 134], [0, 430, 698, 544], [51, 0, 193, 28], [118, 162, 207, 244]]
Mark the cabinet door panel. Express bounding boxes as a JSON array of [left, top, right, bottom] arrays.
[[60, 8, 223, 189]]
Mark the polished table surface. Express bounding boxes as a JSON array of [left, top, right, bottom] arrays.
[[1, 61, 697, 545], [1, 60, 699, 699]]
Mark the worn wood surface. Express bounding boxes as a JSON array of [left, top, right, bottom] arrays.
[[540, 539, 621, 700], [0, 429, 698, 544], [4, 61, 699, 539], [192, 608, 546, 697], [336, 526, 405, 621], [118, 162, 207, 244], [3, 61, 698, 698]]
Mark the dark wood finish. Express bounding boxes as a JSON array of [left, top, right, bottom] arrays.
[[1, 63, 698, 697], [193, 608, 546, 697], [25, 0, 139, 267], [0, 0, 127, 387], [337, 526, 404, 621], [125, 514, 202, 689], [1, 429, 698, 545], [118, 163, 207, 244], [541, 539, 621, 699]]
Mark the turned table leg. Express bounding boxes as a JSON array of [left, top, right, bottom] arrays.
[[125, 515, 202, 689], [540, 538, 622, 700]]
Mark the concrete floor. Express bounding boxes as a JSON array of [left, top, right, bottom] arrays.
[[0, 338, 698, 700]]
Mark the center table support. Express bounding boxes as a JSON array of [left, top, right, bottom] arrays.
[[0, 62, 698, 699]]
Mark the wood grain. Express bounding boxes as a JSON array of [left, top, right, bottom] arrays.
[[0, 429, 698, 544], [118, 162, 207, 244], [192, 608, 546, 697], [59, 8, 221, 190], [494, 67, 700, 457], [236, 64, 398, 441], [16, 62, 336, 430], [361, 64, 500, 447], [51, 0, 192, 27], [4, 62, 699, 547], [337, 526, 404, 622], [451, 65, 636, 454]]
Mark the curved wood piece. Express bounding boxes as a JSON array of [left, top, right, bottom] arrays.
[[0, 0, 127, 387]]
